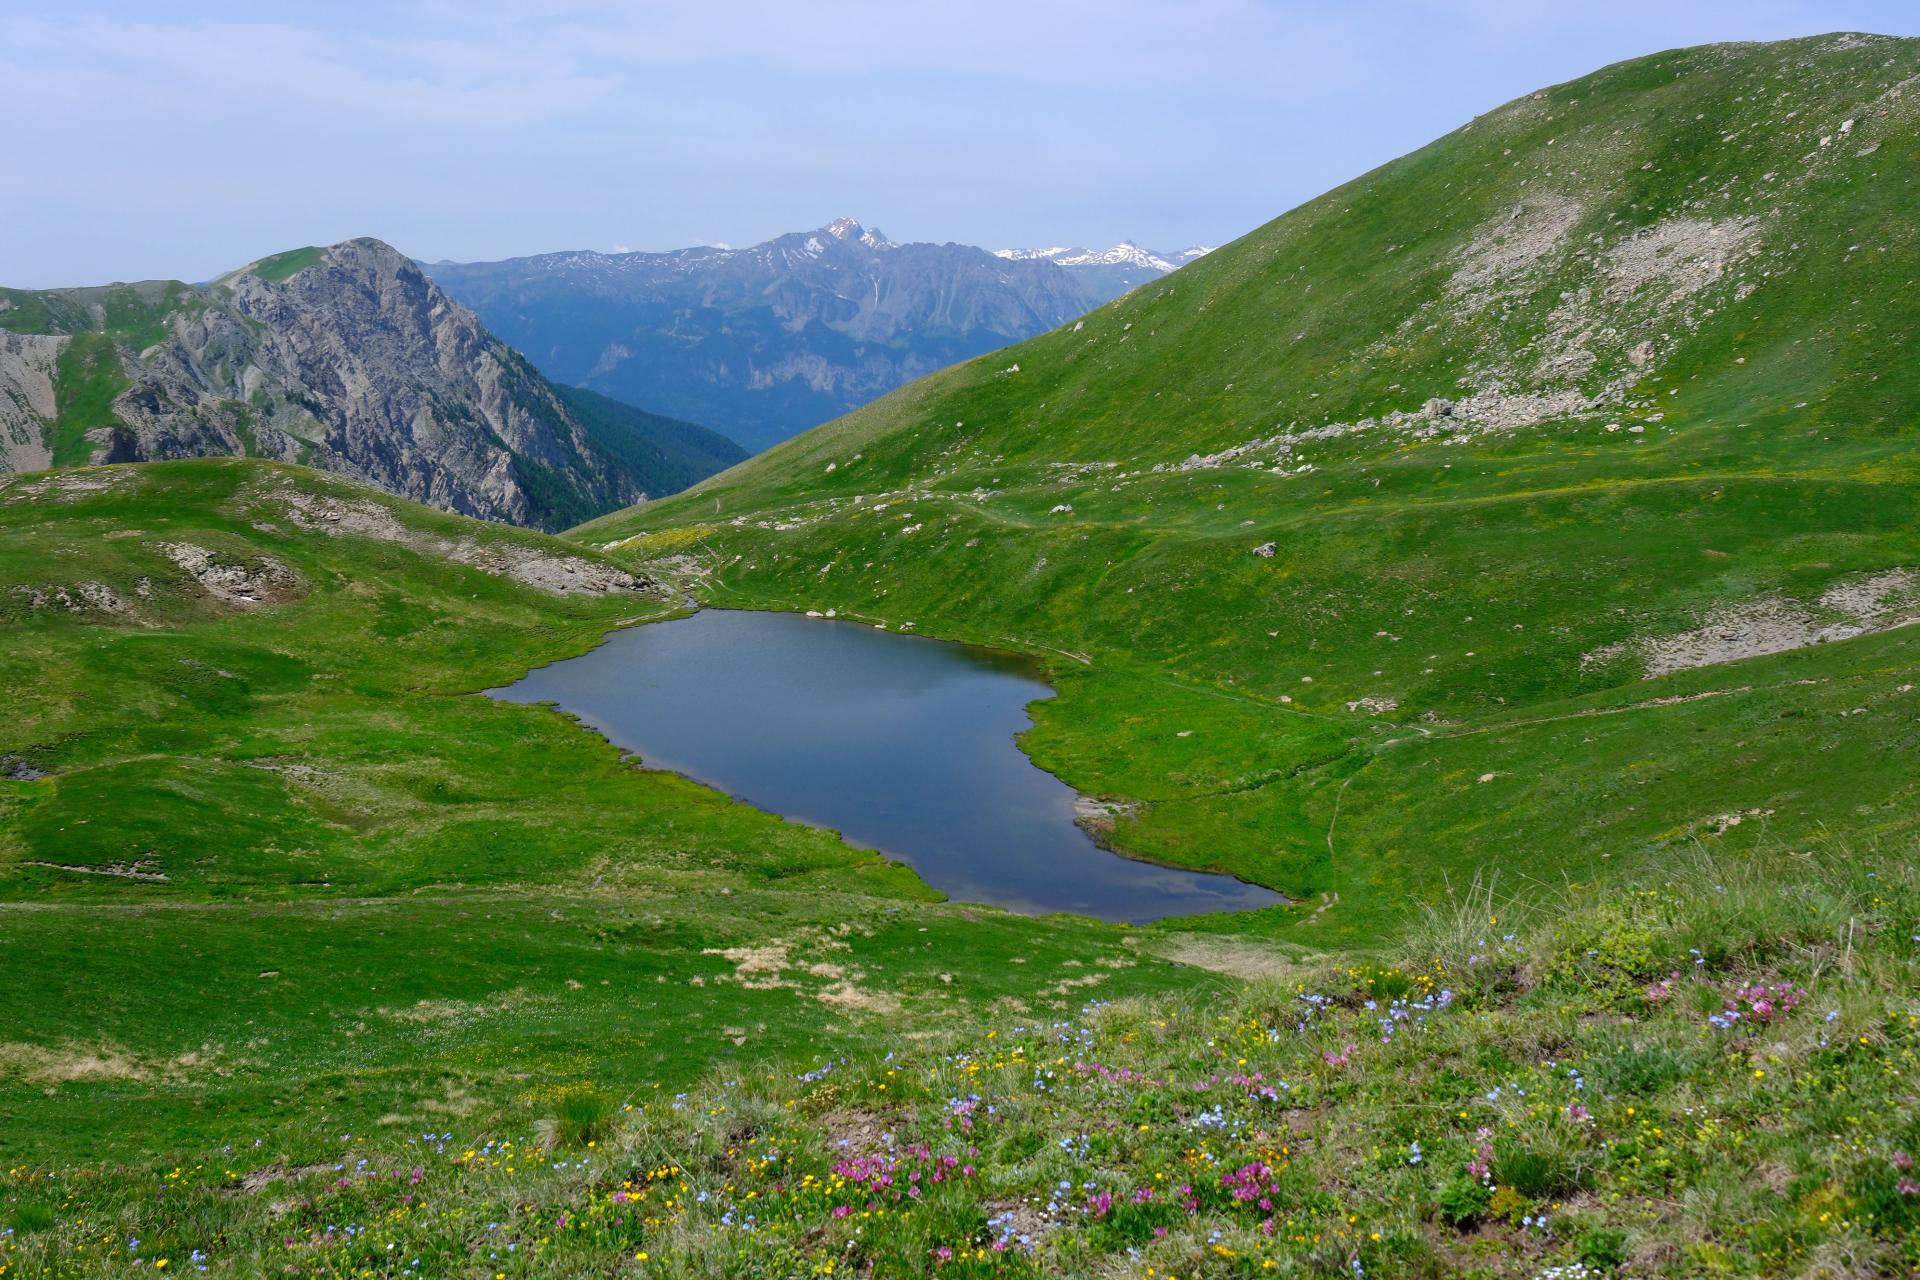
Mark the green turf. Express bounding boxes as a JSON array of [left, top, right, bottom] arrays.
[[247, 245, 325, 284], [46, 333, 129, 466], [0, 286, 72, 335], [5, 841, 1914, 1276], [0, 459, 1212, 1163]]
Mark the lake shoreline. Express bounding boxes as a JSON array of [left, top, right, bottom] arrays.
[[487, 607, 1286, 923]]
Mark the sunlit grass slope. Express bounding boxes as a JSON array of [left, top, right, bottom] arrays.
[[581, 33, 1920, 941], [8, 844, 1916, 1277], [0, 459, 1212, 1162]]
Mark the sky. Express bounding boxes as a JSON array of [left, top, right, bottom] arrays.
[[4, 0, 1918, 288]]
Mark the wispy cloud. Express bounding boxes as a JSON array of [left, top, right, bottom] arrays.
[[2, 1, 1914, 286], [0, 14, 616, 127]]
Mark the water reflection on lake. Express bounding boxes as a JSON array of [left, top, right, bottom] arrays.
[[488, 609, 1282, 922]]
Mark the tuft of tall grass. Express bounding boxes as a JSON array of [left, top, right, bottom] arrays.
[[1491, 1132, 1590, 1199], [1402, 870, 1538, 1002], [9, 1203, 54, 1234], [536, 1084, 619, 1150]]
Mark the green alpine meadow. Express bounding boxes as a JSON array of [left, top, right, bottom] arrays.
[[4, 30, 1920, 1280]]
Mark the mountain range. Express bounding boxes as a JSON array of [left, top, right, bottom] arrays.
[[993, 240, 1215, 302], [0, 239, 744, 529], [428, 220, 1210, 452], [0, 219, 1212, 528]]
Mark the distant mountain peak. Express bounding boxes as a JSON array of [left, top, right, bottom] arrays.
[[992, 241, 1208, 274], [424, 221, 1205, 455], [428, 222, 1110, 452], [1, 235, 745, 528], [1064, 242, 1176, 270], [821, 216, 895, 250]]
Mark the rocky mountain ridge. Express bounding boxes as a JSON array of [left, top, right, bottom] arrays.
[[0, 239, 741, 529]]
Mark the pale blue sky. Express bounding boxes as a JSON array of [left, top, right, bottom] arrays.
[[4, 1, 1917, 287]]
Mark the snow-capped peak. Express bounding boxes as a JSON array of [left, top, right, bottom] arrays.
[[993, 245, 1076, 261], [992, 241, 1203, 273], [1062, 242, 1177, 270], [819, 216, 895, 250]]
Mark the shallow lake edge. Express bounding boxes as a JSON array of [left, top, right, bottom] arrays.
[[482, 601, 1293, 918]]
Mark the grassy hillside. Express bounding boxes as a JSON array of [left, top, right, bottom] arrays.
[[8, 842, 1915, 1277], [553, 383, 749, 499], [581, 33, 1920, 943], [0, 460, 1213, 1166]]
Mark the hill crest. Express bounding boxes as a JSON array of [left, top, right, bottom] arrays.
[[581, 31, 1920, 937]]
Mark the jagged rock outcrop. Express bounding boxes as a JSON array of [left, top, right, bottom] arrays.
[[0, 331, 64, 472], [0, 239, 730, 529]]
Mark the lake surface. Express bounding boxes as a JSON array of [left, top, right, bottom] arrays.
[[487, 609, 1282, 922]]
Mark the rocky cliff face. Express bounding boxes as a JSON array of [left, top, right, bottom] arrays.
[[0, 239, 673, 529], [0, 332, 62, 472], [428, 219, 1107, 451]]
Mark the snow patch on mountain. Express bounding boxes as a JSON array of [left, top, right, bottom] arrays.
[[824, 216, 897, 250], [994, 241, 1215, 273]]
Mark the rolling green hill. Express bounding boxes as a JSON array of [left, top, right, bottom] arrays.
[[0, 460, 1208, 1170], [584, 32, 1920, 942]]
